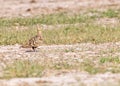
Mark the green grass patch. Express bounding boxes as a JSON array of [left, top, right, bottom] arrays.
[[99, 56, 120, 73], [2, 60, 44, 79], [102, 9, 119, 18], [88, 9, 120, 18], [0, 26, 36, 45], [0, 9, 119, 27], [2, 56, 120, 78], [0, 24, 120, 45], [0, 13, 92, 27], [100, 56, 120, 64], [0, 9, 120, 45], [43, 25, 120, 44]]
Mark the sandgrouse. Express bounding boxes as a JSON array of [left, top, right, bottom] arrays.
[[21, 25, 43, 51]]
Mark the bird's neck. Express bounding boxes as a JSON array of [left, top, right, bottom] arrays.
[[37, 30, 42, 37]]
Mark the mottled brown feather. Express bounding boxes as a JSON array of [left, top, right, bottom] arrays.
[[21, 25, 43, 51]]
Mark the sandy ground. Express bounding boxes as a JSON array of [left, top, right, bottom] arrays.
[[0, 42, 120, 86], [1, 72, 120, 86], [0, 0, 120, 17]]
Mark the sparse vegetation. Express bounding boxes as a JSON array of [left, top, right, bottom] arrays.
[[0, 13, 91, 27], [0, 9, 120, 45], [2, 60, 44, 79], [0, 9, 119, 27], [0, 24, 120, 45], [102, 9, 119, 18], [2, 55, 120, 78], [100, 56, 120, 63]]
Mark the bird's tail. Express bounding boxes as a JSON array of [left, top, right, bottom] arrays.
[[20, 43, 31, 48]]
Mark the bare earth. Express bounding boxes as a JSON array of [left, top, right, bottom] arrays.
[[0, 0, 120, 17], [1, 42, 120, 86], [0, 0, 120, 86]]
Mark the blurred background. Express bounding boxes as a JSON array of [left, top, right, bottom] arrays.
[[0, 0, 120, 17]]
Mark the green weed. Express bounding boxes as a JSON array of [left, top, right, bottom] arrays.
[[2, 60, 44, 79]]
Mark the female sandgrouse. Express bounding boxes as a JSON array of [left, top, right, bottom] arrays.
[[21, 25, 43, 51]]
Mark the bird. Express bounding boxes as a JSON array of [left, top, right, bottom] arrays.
[[21, 24, 43, 52]]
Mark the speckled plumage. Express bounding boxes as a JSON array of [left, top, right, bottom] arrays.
[[29, 35, 43, 51], [21, 25, 43, 51]]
